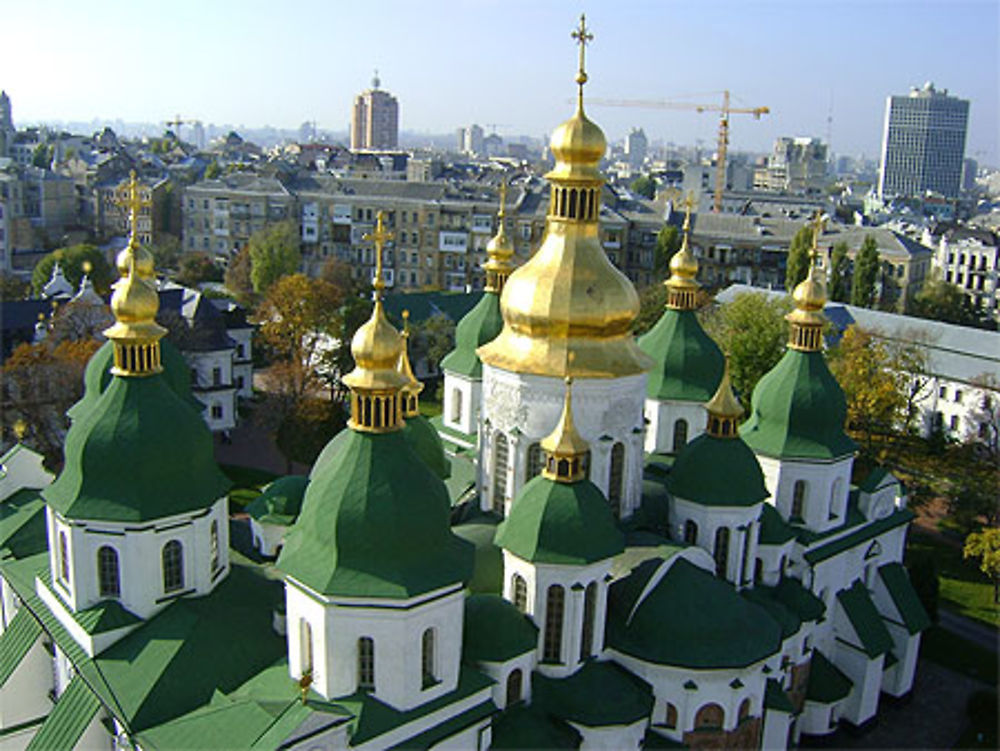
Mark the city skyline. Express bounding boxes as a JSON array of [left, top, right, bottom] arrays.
[[1, 0, 997, 165]]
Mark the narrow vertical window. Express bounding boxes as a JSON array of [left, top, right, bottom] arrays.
[[512, 574, 528, 614], [210, 520, 220, 572], [580, 581, 597, 661], [684, 519, 698, 545], [421, 629, 436, 688], [162, 540, 184, 593], [97, 546, 120, 598], [714, 527, 730, 579], [608, 442, 625, 518], [526, 443, 543, 481], [543, 585, 565, 663], [738, 698, 751, 723], [358, 637, 375, 691], [58, 530, 70, 584], [665, 702, 678, 729], [791, 480, 807, 521], [672, 419, 688, 453], [492, 432, 509, 514], [506, 669, 523, 706], [300, 619, 313, 674]]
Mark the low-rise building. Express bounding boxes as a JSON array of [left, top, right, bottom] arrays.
[[931, 226, 999, 319]]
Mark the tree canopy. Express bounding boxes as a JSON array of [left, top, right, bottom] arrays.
[[784, 225, 812, 292], [850, 234, 880, 308], [630, 174, 656, 200], [31, 244, 113, 297], [908, 276, 996, 330], [248, 221, 301, 294], [828, 241, 851, 303], [653, 225, 682, 279], [964, 527, 1000, 604], [175, 253, 224, 288]]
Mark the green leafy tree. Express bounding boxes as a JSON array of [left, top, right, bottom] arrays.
[[224, 247, 255, 304], [828, 241, 851, 302], [204, 161, 221, 180], [784, 225, 813, 292], [148, 234, 181, 271], [700, 292, 793, 407], [175, 253, 223, 287], [275, 398, 347, 469], [248, 221, 301, 294], [909, 276, 995, 330], [0, 272, 30, 301], [964, 527, 1000, 604], [31, 143, 53, 168], [414, 313, 456, 375], [630, 174, 655, 200], [653, 225, 682, 278], [634, 282, 668, 336], [31, 244, 113, 297], [850, 234, 880, 308]]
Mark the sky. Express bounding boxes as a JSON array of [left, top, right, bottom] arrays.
[[2, 0, 998, 164]]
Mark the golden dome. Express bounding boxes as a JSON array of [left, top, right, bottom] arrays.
[[397, 310, 424, 400], [785, 215, 828, 351], [547, 108, 606, 182], [116, 244, 155, 280], [102, 247, 167, 375], [705, 362, 743, 419], [483, 181, 516, 293]]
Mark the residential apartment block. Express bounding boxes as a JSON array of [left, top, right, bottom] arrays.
[[930, 226, 998, 319], [350, 73, 399, 150]]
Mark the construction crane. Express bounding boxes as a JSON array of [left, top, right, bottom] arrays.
[[587, 91, 769, 212], [163, 114, 200, 141]]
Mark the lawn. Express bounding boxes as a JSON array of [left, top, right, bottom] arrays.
[[907, 532, 1000, 628], [920, 625, 998, 686]]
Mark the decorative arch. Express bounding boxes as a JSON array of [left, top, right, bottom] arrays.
[[58, 530, 70, 584], [451, 387, 462, 423], [714, 527, 730, 578], [506, 669, 523, 706], [580, 581, 597, 660], [684, 519, 698, 545], [791, 480, 807, 520], [162, 540, 184, 593], [358, 637, 375, 691], [526, 442, 543, 481], [300, 619, 313, 674], [738, 698, 752, 723], [210, 520, 220, 572], [695, 703, 724, 729], [492, 432, 509, 514], [421, 628, 436, 688], [665, 702, 678, 729]]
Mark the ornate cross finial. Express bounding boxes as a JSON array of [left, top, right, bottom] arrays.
[[682, 192, 694, 233], [363, 210, 393, 296], [809, 210, 826, 266], [571, 13, 593, 97], [115, 170, 151, 248], [498, 179, 507, 218]]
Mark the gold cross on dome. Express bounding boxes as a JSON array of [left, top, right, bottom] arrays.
[[363, 210, 393, 294], [571, 14, 593, 88], [115, 170, 151, 246]]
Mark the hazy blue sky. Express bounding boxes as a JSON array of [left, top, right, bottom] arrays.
[[2, 0, 997, 164]]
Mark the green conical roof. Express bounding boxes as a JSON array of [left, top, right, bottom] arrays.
[[739, 348, 857, 460], [495, 475, 624, 565], [637, 308, 724, 402], [440, 291, 503, 378], [245, 475, 309, 525], [45, 375, 231, 522], [669, 433, 769, 506], [462, 594, 538, 663], [277, 429, 473, 599], [403, 413, 451, 480], [308, 428, 350, 480]]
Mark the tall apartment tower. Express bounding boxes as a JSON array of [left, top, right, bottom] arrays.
[[0, 91, 13, 157], [350, 72, 399, 151], [878, 82, 969, 200]]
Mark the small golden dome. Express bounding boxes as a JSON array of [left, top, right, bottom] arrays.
[[397, 310, 423, 396], [547, 108, 606, 182], [541, 376, 590, 483], [705, 362, 743, 420], [116, 244, 155, 279], [343, 299, 409, 390], [792, 266, 827, 312], [668, 235, 699, 282], [110, 272, 160, 324]]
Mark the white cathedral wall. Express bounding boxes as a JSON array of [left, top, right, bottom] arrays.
[[481, 366, 646, 518], [643, 399, 707, 454], [761, 706, 793, 749], [880, 623, 920, 698], [670, 499, 760, 587], [0, 634, 51, 730], [0, 576, 23, 631], [474, 653, 536, 709], [0, 445, 53, 501], [755, 455, 853, 534], [249, 518, 286, 557], [442, 372, 479, 437], [831, 640, 883, 727]]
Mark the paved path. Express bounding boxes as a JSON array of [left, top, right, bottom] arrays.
[[938, 609, 999, 652]]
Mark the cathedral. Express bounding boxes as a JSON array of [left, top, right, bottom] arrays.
[[0, 17, 928, 751]]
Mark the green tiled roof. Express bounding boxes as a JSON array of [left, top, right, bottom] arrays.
[[25, 675, 101, 751], [534, 660, 654, 727], [669, 433, 768, 507], [495, 476, 624, 565], [440, 291, 504, 378], [309, 428, 351, 480], [278, 429, 473, 599], [644, 728, 688, 748], [836, 581, 893, 658], [452, 522, 502, 595], [740, 349, 857, 460], [806, 650, 852, 704], [245, 475, 309, 526], [741, 587, 800, 639], [462, 594, 538, 663], [607, 558, 782, 669], [0, 608, 42, 687], [803, 509, 914, 564], [758, 504, 796, 545], [390, 700, 495, 750], [764, 678, 795, 713], [382, 291, 480, 328], [858, 466, 893, 493], [45, 375, 231, 523], [491, 703, 581, 750], [430, 415, 477, 451], [443, 450, 477, 506], [0, 488, 47, 559], [73, 598, 142, 635], [878, 563, 931, 634], [771, 577, 826, 622], [638, 308, 724, 402], [403, 414, 452, 480]]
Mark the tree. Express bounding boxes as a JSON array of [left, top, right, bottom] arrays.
[[275, 398, 347, 468], [964, 527, 1000, 604], [700, 292, 793, 407], [784, 225, 812, 292], [318, 294, 372, 397], [224, 247, 255, 304], [32, 244, 113, 297], [148, 234, 181, 271], [887, 330, 933, 435], [31, 143, 53, 169], [175, 253, 223, 288], [906, 551, 939, 622], [630, 174, 655, 200], [908, 276, 995, 330], [653, 225, 682, 279], [828, 241, 851, 303], [0, 272, 30, 301], [320, 257, 363, 301], [413, 313, 456, 377], [634, 282, 668, 336], [204, 161, 221, 180], [850, 234, 880, 308], [248, 221, 301, 294]]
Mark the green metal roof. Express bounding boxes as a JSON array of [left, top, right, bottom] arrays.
[[669, 433, 769, 507], [607, 558, 783, 669], [44, 375, 231, 523], [245, 475, 309, 526], [534, 660, 654, 727], [462, 594, 538, 663], [806, 650, 853, 704], [0, 488, 47, 559], [764, 678, 795, 713], [440, 291, 504, 378], [452, 522, 503, 595], [637, 308, 724, 402], [0, 608, 42, 687], [403, 414, 452, 480], [443, 450, 477, 506], [490, 703, 581, 750], [25, 674, 102, 751], [803, 509, 914, 564], [757, 503, 796, 545], [389, 700, 495, 750], [741, 587, 800, 639], [878, 563, 931, 634], [278, 429, 473, 599], [73, 599, 142, 635], [309, 428, 351, 480], [495, 476, 624, 565], [740, 349, 857, 460], [770, 577, 826, 622], [836, 581, 894, 659]]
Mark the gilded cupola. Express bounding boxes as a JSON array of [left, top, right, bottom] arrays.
[[704, 360, 744, 438], [397, 310, 423, 418], [785, 213, 828, 352], [342, 211, 409, 431], [477, 15, 653, 379], [483, 180, 516, 294], [665, 195, 701, 311], [540, 376, 590, 483]]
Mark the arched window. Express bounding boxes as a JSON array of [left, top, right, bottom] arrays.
[[714, 527, 730, 579], [210, 520, 220, 572], [506, 669, 523, 706], [451, 388, 462, 423], [665, 702, 678, 729], [97, 546, 120, 598], [580, 581, 597, 660], [754, 558, 763, 583], [58, 530, 70, 584], [526, 443, 543, 481], [830, 477, 844, 519], [358, 637, 375, 691], [791, 480, 807, 521], [421, 629, 436, 688], [162, 540, 184, 593], [512, 574, 528, 613], [695, 703, 724, 729], [672, 419, 688, 453], [543, 585, 564, 663], [492, 433, 509, 514], [300, 619, 313, 674], [739, 698, 751, 723], [608, 442, 625, 518], [684, 519, 698, 545]]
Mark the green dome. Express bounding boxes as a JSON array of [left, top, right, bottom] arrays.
[[68, 340, 201, 422], [277, 429, 474, 599], [462, 594, 538, 663], [44, 375, 231, 522], [606, 557, 782, 669], [740, 349, 857, 460], [309, 428, 350, 480], [495, 476, 624, 565], [669, 434, 768, 506], [453, 521, 502, 594], [440, 291, 503, 378], [403, 413, 451, 480], [637, 308, 724, 402], [246, 475, 309, 525]]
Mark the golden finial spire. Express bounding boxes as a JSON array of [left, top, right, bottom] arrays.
[[541, 357, 590, 483], [571, 13, 593, 108], [704, 359, 744, 438], [786, 211, 828, 352], [397, 309, 423, 418], [364, 210, 392, 298], [114, 171, 155, 279], [483, 179, 516, 293], [12, 418, 27, 442], [103, 244, 166, 377], [665, 192, 700, 310]]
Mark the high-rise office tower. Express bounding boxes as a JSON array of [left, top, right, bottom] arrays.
[[878, 82, 969, 200], [350, 71, 399, 151]]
